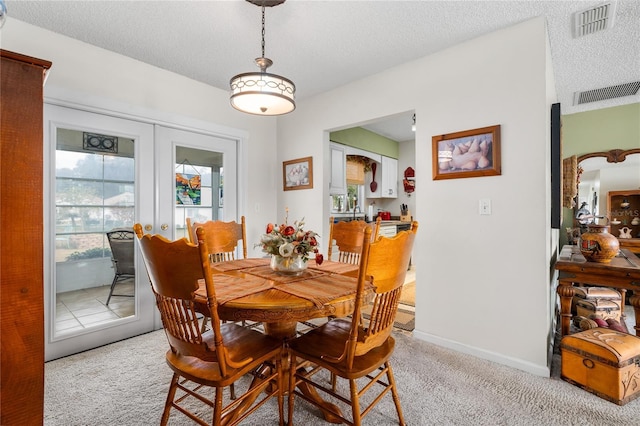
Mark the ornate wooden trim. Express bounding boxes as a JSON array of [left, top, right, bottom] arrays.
[[577, 148, 640, 164]]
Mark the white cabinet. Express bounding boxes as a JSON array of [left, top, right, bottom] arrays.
[[379, 224, 397, 238], [366, 156, 398, 198], [381, 156, 398, 198], [329, 143, 346, 195]]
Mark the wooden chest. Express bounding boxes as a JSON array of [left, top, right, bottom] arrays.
[[573, 286, 621, 302], [561, 328, 640, 405], [575, 298, 621, 322], [571, 286, 621, 314]]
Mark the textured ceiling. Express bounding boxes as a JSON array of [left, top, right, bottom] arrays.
[[6, 0, 640, 142]]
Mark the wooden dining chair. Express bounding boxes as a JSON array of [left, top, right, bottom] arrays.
[[186, 216, 247, 262], [288, 221, 418, 426], [186, 216, 248, 330], [105, 228, 135, 305], [133, 223, 284, 426], [327, 216, 381, 264]]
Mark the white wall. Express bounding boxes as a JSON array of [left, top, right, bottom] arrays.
[[1, 17, 278, 258], [279, 17, 556, 376]]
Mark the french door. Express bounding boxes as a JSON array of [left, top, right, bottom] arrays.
[[44, 104, 238, 360], [154, 126, 238, 242]]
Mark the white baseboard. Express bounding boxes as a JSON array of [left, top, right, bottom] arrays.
[[412, 329, 551, 378]]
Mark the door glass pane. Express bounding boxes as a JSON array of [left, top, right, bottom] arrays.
[[175, 146, 223, 240], [54, 128, 136, 336]]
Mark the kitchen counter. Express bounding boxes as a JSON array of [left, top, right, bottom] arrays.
[[331, 213, 365, 222]]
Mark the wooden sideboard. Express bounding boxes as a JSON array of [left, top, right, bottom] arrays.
[[555, 245, 640, 337], [1, 50, 51, 425]]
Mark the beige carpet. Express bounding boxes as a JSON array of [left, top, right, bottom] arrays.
[[44, 329, 639, 425]]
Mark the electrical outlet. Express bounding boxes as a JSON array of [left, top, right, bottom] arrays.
[[479, 198, 492, 215]]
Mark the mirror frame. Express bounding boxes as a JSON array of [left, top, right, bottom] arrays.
[[577, 148, 640, 164]]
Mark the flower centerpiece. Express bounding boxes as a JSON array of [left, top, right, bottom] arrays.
[[257, 214, 323, 275]]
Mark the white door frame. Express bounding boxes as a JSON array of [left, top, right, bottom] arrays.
[[43, 96, 247, 360]]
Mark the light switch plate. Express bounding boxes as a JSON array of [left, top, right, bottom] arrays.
[[479, 198, 492, 215]]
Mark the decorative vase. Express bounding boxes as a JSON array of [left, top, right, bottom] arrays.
[[579, 223, 619, 263], [270, 255, 307, 276]]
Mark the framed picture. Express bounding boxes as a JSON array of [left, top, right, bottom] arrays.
[[432, 125, 501, 180], [283, 156, 313, 191]]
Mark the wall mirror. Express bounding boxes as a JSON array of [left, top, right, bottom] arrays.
[[573, 148, 640, 250]]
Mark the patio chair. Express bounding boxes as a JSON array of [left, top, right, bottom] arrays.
[[106, 228, 135, 305]]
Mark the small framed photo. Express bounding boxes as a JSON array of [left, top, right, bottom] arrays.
[[432, 125, 501, 180], [283, 156, 313, 191]]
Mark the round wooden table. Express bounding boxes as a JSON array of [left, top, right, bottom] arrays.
[[197, 258, 363, 339], [196, 258, 366, 423]]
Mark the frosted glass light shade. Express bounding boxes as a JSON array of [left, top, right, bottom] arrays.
[[230, 71, 295, 116]]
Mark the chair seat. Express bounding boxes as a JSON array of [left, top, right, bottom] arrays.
[[166, 323, 282, 387], [289, 319, 395, 379]]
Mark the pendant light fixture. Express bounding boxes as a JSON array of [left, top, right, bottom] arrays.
[[230, 0, 295, 116]]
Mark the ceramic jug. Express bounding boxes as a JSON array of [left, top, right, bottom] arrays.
[[619, 227, 633, 239], [579, 221, 619, 264]]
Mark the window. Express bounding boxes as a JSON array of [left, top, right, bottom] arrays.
[[55, 132, 134, 263], [174, 146, 223, 240]]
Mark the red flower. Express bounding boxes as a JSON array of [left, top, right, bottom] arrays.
[[309, 236, 318, 246], [315, 253, 324, 265], [282, 226, 296, 237], [266, 223, 275, 234]]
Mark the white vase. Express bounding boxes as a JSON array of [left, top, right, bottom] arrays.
[[270, 255, 307, 276]]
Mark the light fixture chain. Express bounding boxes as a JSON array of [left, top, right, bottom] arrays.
[[261, 4, 266, 58]]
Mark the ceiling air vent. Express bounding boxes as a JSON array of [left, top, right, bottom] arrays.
[[573, 2, 616, 37], [574, 81, 640, 105]]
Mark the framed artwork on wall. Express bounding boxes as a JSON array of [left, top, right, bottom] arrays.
[[432, 125, 501, 180], [283, 156, 313, 191]]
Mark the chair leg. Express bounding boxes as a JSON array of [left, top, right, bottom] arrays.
[[287, 354, 297, 425], [212, 386, 224, 425], [230, 383, 236, 400], [276, 357, 285, 426], [161, 373, 180, 426], [386, 361, 406, 426], [349, 379, 362, 426], [106, 274, 119, 305]]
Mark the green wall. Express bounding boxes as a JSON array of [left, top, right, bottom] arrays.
[[330, 127, 399, 159], [562, 103, 640, 158]]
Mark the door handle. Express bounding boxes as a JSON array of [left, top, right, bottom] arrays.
[[144, 224, 153, 231], [161, 224, 169, 231]]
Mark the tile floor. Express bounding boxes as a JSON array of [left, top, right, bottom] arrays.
[[55, 279, 135, 335]]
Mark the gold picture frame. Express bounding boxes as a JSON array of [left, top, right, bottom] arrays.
[[432, 125, 501, 180], [283, 156, 313, 191]]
